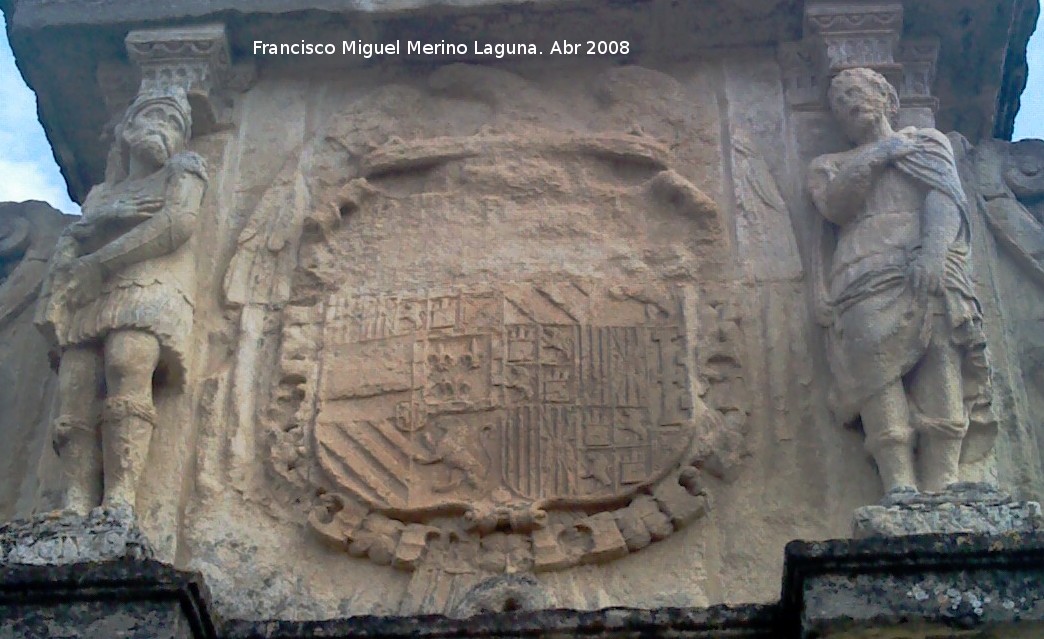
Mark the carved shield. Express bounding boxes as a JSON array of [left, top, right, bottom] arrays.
[[314, 283, 694, 517], [244, 128, 744, 574]]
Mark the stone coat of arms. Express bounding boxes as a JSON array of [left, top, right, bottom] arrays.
[[228, 128, 747, 576]]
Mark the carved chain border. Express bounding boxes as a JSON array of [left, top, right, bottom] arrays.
[[260, 289, 748, 573]]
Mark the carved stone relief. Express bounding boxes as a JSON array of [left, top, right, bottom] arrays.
[[263, 140, 740, 575], [125, 24, 233, 133], [731, 134, 803, 283], [34, 25, 230, 516], [2, 0, 1041, 623], [969, 138, 1044, 287], [952, 135, 1044, 499], [804, 0, 903, 78], [301, 279, 704, 572], [0, 202, 69, 520], [808, 68, 995, 500], [0, 202, 67, 333], [221, 64, 748, 596]]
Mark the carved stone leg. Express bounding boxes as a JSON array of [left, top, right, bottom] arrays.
[[860, 381, 917, 495], [908, 320, 967, 492], [53, 419, 102, 514], [101, 330, 160, 510], [53, 346, 103, 514], [101, 404, 155, 510], [917, 431, 965, 492]]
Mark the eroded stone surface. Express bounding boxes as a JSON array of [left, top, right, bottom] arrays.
[[34, 26, 226, 520], [222, 605, 783, 638], [804, 571, 1044, 638], [951, 134, 1044, 504], [853, 483, 1044, 538], [3, 0, 1031, 200], [207, 62, 744, 612], [0, 507, 152, 565], [0, 600, 195, 639], [300, 279, 710, 573], [788, 533, 1044, 639], [0, 201, 69, 521], [0, 559, 215, 639]]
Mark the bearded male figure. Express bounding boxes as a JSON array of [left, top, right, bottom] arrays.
[[808, 68, 994, 499], [36, 89, 207, 513]]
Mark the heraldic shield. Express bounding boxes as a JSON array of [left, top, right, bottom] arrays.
[[314, 282, 695, 522], [242, 131, 736, 574]]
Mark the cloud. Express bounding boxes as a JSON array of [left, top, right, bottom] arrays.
[[0, 53, 37, 126], [0, 158, 78, 213], [0, 17, 80, 214]]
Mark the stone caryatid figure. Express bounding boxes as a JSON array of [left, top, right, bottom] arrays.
[[808, 68, 994, 500], [36, 88, 207, 513]]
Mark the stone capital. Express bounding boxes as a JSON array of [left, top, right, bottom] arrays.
[[804, 1, 903, 76], [803, 0, 904, 33], [781, 1, 938, 123], [124, 23, 233, 134]]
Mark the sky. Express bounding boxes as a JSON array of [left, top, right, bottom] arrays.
[[2, 13, 1044, 216], [0, 15, 78, 213]]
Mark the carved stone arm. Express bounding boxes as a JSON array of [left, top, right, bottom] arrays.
[[82, 173, 206, 277], [89, 197, 163, 225], [906, 189, 962, 297], [921, 189, 962, 260]]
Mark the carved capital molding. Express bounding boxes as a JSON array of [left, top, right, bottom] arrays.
[[123, 23, 236, 133], [126, 24, 230, 95], [803, 1, 904, 39], [806, 1, 902, 78], [781, 1, 938, 118]]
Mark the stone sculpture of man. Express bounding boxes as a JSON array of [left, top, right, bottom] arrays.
[[808, 68, 994, 500], [36, 88, 207, 513]]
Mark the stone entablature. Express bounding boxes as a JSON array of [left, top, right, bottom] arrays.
[[1, 0, 1032, 199]]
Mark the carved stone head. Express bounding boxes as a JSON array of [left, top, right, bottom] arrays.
[[827, 68, 900, 143], [106, 89, 192, 182]]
